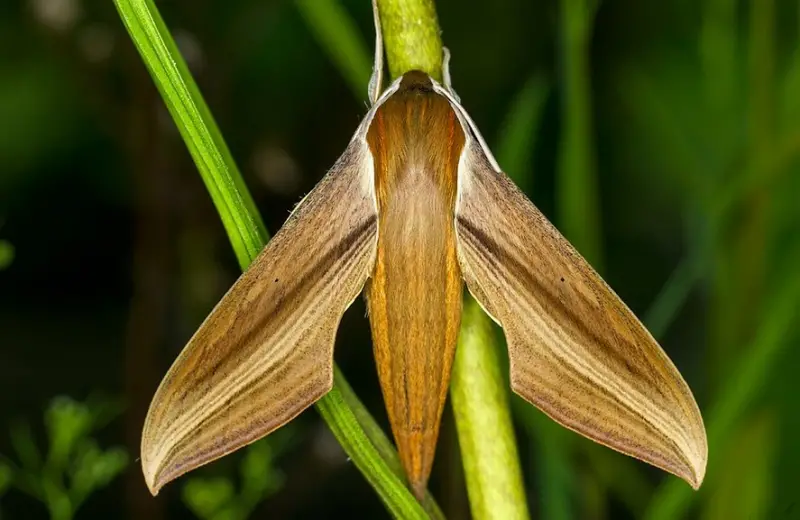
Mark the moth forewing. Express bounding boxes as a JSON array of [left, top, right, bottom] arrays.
[[450, 130, 708, 489], [142, 0, 708, 495], [140, 109, 387, 495]]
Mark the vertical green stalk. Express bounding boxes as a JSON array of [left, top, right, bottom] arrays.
[[699, 0, 737, 116], [451, 299, 530, 520], [496, 74, 550, 194], [294, 0, 372, 96], [557, 0, 602, 270], [537, 1, 603, 517], [375, 0, 443, 81], [373, 1, 528, 517], [711, 0, 772, 380]]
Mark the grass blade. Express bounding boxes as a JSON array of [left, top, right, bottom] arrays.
[[556, 0, 602, 269], [112, 1, 435, 516], [495, 74, 549, 194], [294, 0, 373, 97]]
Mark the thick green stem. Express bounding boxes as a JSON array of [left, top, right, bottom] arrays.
[[112, 1, 436, 517], [375, 0, 443, 81], [451, 298, 530, 520]]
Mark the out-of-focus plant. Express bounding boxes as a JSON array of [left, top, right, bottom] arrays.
[[0, 458, 12, 518], [0, 240, 13, 271], [0, 221, 13, 271], [615, 1, 800, 519], [0, 395, 128, 520], [181, 428, 294, 520]]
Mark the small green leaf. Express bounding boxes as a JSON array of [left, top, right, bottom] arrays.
[[240, 440, 281, 497], [10, 421, 42, 473], [41, 478, 72, 520], [45, 397, 92, 469]]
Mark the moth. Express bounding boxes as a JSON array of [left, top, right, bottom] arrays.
[[141, 1, 707, 500]]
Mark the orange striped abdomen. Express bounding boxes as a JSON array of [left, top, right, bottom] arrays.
[[364, 72, 465, 497]]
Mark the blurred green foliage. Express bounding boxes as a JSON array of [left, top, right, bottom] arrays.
[[1, 0, 799, 518], [0, 396, 128, 520], [0, 240, 13, 271], [181, 430, 293, 520]]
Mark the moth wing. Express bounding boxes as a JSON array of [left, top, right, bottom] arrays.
[[454, 141, 707, 488], [141, 141, 378, 494]]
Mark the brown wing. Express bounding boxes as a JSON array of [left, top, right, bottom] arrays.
[[453, 141, 707, 489], [141, 141, 378, 494]]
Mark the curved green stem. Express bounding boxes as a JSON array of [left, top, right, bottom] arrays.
[[112, 1, 436, 517]]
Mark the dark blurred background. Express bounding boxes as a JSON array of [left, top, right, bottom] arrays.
[[1, 0, 799, 518]]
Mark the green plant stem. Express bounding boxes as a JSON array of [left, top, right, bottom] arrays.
[[644, 247, 707, 340], [370, 1, 528, 516], [375, 0, 443, 81], [496, 75, 550, 195], [112, 0, 436, 517], [526, 2, 604, 517], [451, 298, 530, 520], [333, 367, 445, 519], [317, 373, 436, 519], [294, 0, 372, 97], [557, 0, 602, 270], [114, 0, 267, 269]]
